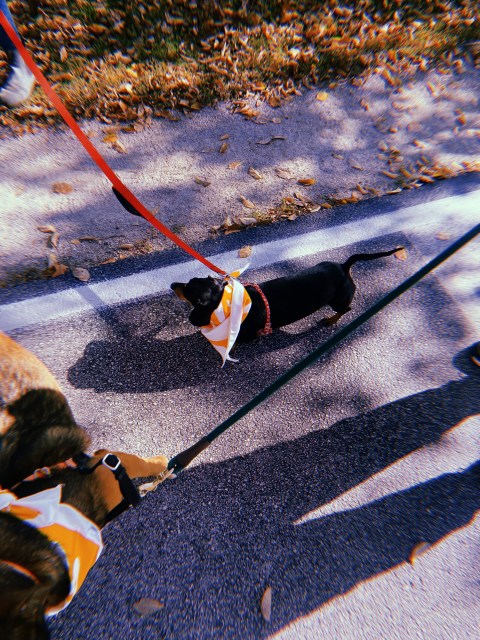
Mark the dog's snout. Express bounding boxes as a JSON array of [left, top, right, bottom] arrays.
[[171, 282, 188, 302]]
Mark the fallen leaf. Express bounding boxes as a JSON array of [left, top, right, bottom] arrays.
[[435, 232, 450, 241], [350, 163, 364, 170], [59, 46, 68, 63], [316, 91, 328, 101], [37, 224, 57, 234], [220, 134, 230, 140], [219, 142, 229, 153], [238, 245, 252, 258], [228, 161, 242, 169], [288, 214, 297, 221], [395, 248, 408, 261], [248, 167, 263, 180], [239, 218, 258, 227], [46, 253, 68, 278], [275, 167, 293, 179], [195, 177, 211, 187], [99, 257, 117, 265], [271, 117, 282, 124], [72, 267, 91, 282], [112, 140, 127, 154], [261, 587, 272, 621], [239, 196, 256, 209], [102, 132, 118, 144], [70, 239, 81, 245], [133, 597, 164, 616], [52, 182, 73, 194], [408, 541, 430, 565], [256, 135, 286, 145], [119, 243, 135, 250], [49, 232, 60, 249], [332, 153, 344, 159], [297, 178, 316, 186]]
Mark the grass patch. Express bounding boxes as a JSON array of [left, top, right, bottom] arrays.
[[0, 0, 478, 132]]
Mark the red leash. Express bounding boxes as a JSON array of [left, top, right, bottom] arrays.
[[0, 10, 226, 276]]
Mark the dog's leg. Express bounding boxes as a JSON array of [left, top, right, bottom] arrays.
[[321, 308, 351, 327]]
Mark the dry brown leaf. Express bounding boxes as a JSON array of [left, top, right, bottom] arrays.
[[395, 248, 408, 261], [275, 168, 293, 179], [112, 140, 127, 154], [228, 161, 242, 170], [46, 253, 68, 278], [288, 214, 297, 221], [435, 232, 450, 241], [72, 267, 91, 282], [133, 598, 164, 616], [350, 163, 364, 170], [59, 46, 68, 63], [271, 117, 282, 124], [119, 243, 134, 250], [297, 178, 316, 186], [49, 232, 60, 249], [248, 167, 263, 180], [332, 153, 344, 159], [408, 541, 430, 565], [195, 177, 211, 187], [316, 91, 328, 101], [37, 224, 57, 234], [52, 182, 73, 194], [220, 134, 230, 140], [238, 245, 252, 258], [381, 171, 398, 179], [70, 239, 81, 245], [99, 257, 117, 265], [219, 142, 229, 154], [261, 587, 272, 622], [102, 132, 118, 144], [239, 196, 256, 209]]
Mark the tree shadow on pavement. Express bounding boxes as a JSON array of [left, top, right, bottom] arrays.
[[50, 348, 480, 639]]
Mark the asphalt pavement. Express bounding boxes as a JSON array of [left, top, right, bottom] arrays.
[[1, 177, 479, 639]]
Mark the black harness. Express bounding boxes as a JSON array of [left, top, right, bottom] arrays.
[[9, 451, 141, 523]]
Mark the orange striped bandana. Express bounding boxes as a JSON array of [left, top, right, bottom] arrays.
[[0, 486, 103, 615], [201, 267, 251, 366]]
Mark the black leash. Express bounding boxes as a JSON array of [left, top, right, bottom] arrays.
[[167, 223, 480, 476]]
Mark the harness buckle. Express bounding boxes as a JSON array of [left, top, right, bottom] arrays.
[[101, 453, 121, 472]]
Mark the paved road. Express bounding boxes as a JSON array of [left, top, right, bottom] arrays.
[[1, 177, 479, 639]]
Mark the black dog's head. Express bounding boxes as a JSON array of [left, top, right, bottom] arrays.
[[171, 277, 226, 327]]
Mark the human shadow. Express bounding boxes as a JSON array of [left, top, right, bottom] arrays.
[[50, 360, 480, 639]]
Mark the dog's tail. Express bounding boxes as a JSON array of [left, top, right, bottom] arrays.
[[342, 247, 404, 274]]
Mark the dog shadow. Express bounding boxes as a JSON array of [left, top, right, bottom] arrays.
[[67, 323, 327, 393], [51, 348, 480, 639]]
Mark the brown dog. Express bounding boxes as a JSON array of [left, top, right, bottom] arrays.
[[0, 331, 168, 639]]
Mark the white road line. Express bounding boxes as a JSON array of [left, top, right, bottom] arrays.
[[1, 189, 479, 332]]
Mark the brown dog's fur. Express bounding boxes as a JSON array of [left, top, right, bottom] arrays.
[[0, 331, 168, 639]]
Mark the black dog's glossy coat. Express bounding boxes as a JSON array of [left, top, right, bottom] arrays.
[[171, 248, 402, 341]]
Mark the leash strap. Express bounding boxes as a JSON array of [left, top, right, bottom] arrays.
[[167, 223, 480, 475], [0, 10, 226, 277]]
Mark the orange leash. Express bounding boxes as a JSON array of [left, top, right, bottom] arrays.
[[0, 10, 226, 276]]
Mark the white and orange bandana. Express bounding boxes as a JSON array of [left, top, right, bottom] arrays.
[[0, 486, 103, 615], [201, 267, 251, 366]]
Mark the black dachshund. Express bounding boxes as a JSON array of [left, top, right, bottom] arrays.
[[172, 247, 403, 341]]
